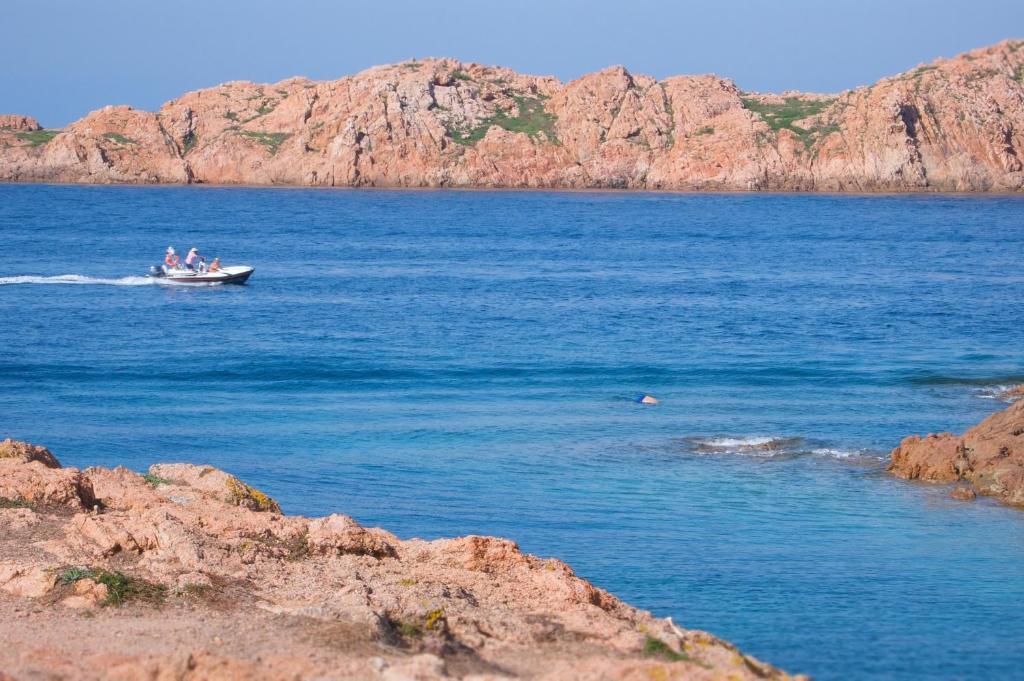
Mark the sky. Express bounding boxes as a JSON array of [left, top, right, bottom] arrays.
[[2, 0, 1022, 126]]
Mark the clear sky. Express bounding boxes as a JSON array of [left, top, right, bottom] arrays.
[[3, 0, 1022, 126]]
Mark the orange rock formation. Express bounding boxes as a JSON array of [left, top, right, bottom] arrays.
[[2, 41, 1023, 191], [0, 441, 799, 680], [889, 398, 1024, 506]]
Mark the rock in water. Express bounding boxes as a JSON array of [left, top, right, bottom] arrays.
[[889, 399, 1024, 507], [950, 486, 978, 501]]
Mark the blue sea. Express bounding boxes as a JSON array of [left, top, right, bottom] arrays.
[[2, 184, 1023, 680]]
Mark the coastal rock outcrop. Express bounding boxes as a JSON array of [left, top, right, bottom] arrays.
[[0, 115, 40, 132], [998, 384, 1024, 401], [889, 399, 1024, 506], [2, 40, 1023, 190], [0, 441, 799, 680]]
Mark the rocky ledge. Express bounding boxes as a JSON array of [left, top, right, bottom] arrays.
[[0, 439, 796, 681], [889, 396, 1024, 506], [1, 40, 1023, 191]]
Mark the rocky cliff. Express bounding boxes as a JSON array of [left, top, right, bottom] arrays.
[[889, 396, 1024, 506], [2, 41, 1023, 191], [0, 439, 798, 680]]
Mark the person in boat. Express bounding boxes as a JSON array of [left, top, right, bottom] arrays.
[[197, 256, 208, 273], [184, 247, 200, 271], [163, 247, 180, 272], [209, 257, 222, 272]]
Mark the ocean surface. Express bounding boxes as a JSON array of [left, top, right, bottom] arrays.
[[2, 184, 1023, 679]]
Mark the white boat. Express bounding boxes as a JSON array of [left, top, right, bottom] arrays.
[[147, 265, 255, 285]]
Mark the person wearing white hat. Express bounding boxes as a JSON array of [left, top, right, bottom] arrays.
[[163, 246, 180, 273], [184, 247, 201, 271]]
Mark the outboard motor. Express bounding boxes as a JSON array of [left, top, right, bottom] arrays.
[[148, 265, 165, 278]]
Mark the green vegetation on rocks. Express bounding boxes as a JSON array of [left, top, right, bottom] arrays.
[[449, 95, 559, 145], [58, 567, 166, 607], [102, 132, 137, 145], [182, 131, 198, 154], [237, 131, 291, 156], [740, 96, 838, 149], [642, 635, 692, 662], [142, 472, 172, 487], [15, 129, 60, 147]]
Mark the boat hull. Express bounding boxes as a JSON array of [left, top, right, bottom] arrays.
[[149, 266, 254, 285]]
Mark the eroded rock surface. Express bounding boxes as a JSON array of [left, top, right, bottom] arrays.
[[0, 442, 799, 680], [0, 115, 40, 132], [889, 399, 1024, 506], [2, 40, 1024, 190]]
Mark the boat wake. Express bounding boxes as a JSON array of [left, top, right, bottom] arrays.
[[0, 274, 157, 287]]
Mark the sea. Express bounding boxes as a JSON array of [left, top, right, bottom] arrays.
[[1, 184, 1023, 680]]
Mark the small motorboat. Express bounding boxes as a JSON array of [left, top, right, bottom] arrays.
[[148, 265, 254, 285]]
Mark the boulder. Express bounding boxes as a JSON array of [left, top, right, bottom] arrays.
[[307, 514, 397, 558], [148, 463, 281, 512], [0, 458, 95, 509], [950, 486, 977, 501], [0, 562, 57, 598], [889, 399, 1024, 506], [0, 439, 61, 468]]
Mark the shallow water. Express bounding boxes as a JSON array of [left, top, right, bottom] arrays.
[[2, 185, 1023, 679]]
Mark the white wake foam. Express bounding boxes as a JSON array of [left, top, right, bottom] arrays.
[[810, 447, 883, 460], [686, 435, 804, 457], [684, 435, 883, 461], [697, 436, 779, 448], [0, 274, 157, 286], [974, 385, 1023, 402]]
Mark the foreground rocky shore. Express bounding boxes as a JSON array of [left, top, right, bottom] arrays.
[[1, 41, 1023, 191], [0, 440, 795, 681], [889, 391, 1024, 506]]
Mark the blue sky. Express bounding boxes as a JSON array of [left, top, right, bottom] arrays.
[[3, 0, 1022, 126]]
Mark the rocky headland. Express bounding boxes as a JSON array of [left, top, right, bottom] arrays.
[[2, 41, 1024, 191], [889, 395, 1024, 506], [0, 439, 797, 680]]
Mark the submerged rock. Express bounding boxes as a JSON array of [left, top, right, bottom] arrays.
[[889, 399, 1024, 507], [950, 486, 978, 501], [0, 439, 800, 680]]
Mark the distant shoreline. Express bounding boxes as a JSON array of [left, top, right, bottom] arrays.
[[3, 40, 1023, 193], [2, 180, 1023, 197]]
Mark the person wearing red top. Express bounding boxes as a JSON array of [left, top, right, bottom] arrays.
[[163, 246, 180, 271]]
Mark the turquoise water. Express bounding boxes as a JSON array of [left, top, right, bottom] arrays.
[[2, 185, 1023, 679]]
